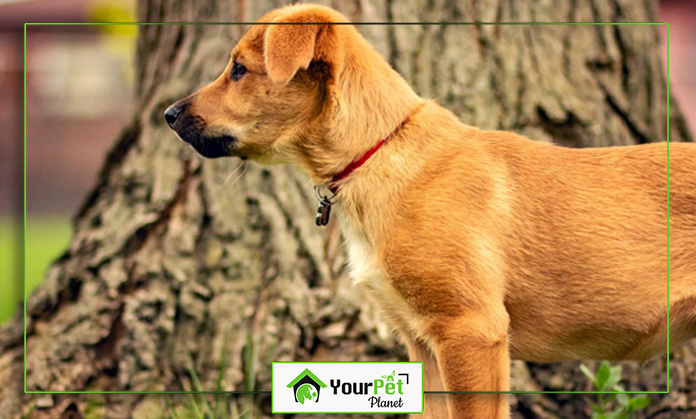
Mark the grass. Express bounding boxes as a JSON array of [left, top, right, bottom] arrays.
[[581, 361, 652, 419], [165, 327, 258, 419], [0, 216, 72, 324]]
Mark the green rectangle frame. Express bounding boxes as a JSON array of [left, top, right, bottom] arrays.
[[23, 21, 671, 396]]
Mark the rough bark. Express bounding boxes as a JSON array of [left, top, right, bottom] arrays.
[[0, 0, 692, 418]]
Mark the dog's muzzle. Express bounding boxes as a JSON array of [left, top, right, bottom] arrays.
[[164, 102, 237, 159]]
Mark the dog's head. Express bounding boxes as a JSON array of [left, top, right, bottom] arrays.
[[164, 5, 350, 165]]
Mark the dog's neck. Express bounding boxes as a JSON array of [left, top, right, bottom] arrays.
[[295, 35, 424, 186]]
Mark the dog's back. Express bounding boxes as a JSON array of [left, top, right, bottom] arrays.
[[480, 136, 696, 361]]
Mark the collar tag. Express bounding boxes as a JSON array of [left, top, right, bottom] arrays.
[[313, 186, 335, 227], [316, 199, 332, 226]]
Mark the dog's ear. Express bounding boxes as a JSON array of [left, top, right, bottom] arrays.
[[264, 23, 319, 84], [263, 7, 345, 85]]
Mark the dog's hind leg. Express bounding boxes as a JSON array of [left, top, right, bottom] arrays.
[[429, 312, 511, 419], [623, 294, 696, 361], [406, 339, 448, 419], [668, 295, 696, 353]]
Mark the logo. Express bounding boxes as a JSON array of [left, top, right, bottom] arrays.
[[286, 368, 328, 404], [272, 362, 423, 414]]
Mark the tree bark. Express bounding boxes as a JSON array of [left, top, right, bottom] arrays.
[[1, 0, 692, 418]]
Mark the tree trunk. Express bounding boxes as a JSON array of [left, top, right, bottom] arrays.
[[1, 0, 692, 418]]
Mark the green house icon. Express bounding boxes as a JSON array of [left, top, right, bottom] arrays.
[[286, 368, 328, 404]]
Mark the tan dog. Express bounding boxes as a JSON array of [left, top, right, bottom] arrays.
[[165, 4, 696, 418]]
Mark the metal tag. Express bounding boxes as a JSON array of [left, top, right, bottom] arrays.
[[316, 199, 332, 226]]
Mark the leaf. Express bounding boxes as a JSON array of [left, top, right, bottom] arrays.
[[23, 403, 37, 419], [608, 410, 628, 419], [596, 361, 611, 390], [187, 396, 205, 419], [215, 328, 230, 418], [230, 399, 240, 419], [616, 392, 629, 408], [186, 353, 213, 416], [628, 397, 652, 412], [165, 396, 181, 419], [604, 365, 623, 391], [580, 364, 597, 383]]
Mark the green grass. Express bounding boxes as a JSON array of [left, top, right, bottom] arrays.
[[165, 329, 257, 419], [0, 216, 72, 324]]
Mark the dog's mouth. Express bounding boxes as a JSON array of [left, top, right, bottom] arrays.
[[182, 133, 237, 159], [170, 117, 237, 159]]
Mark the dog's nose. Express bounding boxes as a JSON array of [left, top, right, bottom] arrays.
[[164, 103, 183, 128]]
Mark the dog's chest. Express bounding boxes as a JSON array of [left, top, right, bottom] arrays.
[[340, 218, 425, 339]]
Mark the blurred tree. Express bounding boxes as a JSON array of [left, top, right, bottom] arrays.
[[89, 0, 138, 83], [0, 0, 693, 418]]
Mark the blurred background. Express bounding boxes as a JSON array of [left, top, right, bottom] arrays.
[[0, 0, 694, 324], [0, 0, 136, 323]]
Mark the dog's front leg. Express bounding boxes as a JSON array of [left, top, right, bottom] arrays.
[[430, 312, 511, 419], [405, 340, 448, 419]]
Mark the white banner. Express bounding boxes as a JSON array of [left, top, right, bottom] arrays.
[[272, 362, 424, 414]]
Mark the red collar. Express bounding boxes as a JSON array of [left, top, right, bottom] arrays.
[[328, 127, 398, 194]]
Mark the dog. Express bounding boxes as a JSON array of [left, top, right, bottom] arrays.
[[165, 4, 696, 418]]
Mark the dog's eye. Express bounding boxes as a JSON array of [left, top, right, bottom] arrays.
[[231, 62, 247, 81]]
